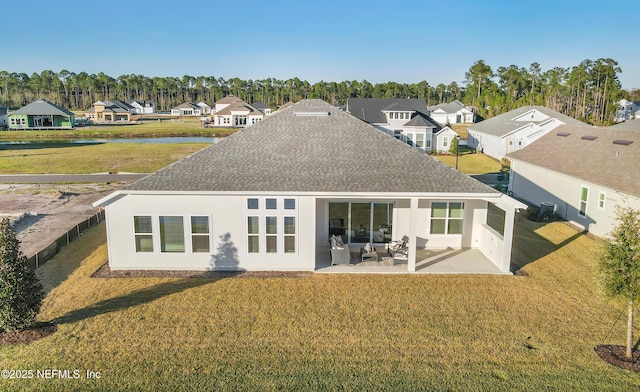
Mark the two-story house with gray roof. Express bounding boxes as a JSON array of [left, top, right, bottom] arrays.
[[467, 106, 588, 160], [508, 125, 640, 237], [346, 98, 457, 152], [95, 99, 525, 274]]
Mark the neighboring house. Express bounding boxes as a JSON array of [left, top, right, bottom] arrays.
[[213, 100, 264, 127], [346, 98, 442, 152], [277, 101, 295, 111], [94, 99, 525, 274], [433, 127, 461, 153], [252, 101, 272, 115], [171, 102, 203, 116], [8, 99, 75, 129], [467, 106, 587, 160], [609, 117, 640, 131], [614, 99, 640, 123], [128, 100, 155, 114], [86, 100, 133, 122], [0, 106, 8, 128], [428, 100, 474, 125], [196, 102, 212, 115], [508, 125, 640, 237], [213, 94, 242, 113]]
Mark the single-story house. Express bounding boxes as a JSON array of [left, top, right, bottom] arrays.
[[171, 102, 203, 116], [0, 106, 7, 128], [508, 124, 640, 237], [128, 100, 155, 114], [94, 99, 525, 274], [8, 99, 75, 129], [86, 100, 132, 122], [213, 100, 264, 127], [609, 117, 640, 131], [196, 102, 212, 115], [428, 100, 474, 125], [467, 106, 587, 160], [433, 127, 461, 153], [346, 98, 444, 152]]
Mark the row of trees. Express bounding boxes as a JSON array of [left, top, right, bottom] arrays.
[[0, 58, 632, 124]]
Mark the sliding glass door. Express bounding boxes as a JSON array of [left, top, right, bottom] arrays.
[[328, 202, 393, 244]]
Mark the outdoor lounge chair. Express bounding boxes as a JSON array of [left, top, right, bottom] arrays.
[[329, 235, 351, 265], [388, 235, 409, 264]]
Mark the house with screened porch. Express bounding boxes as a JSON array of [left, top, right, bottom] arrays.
[[94, 99, 525, 274]]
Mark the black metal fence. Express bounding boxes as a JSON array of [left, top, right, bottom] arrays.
[[27, 210, 105, 270]]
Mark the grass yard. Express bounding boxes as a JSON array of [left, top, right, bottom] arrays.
[[434, 151, 502, 174], [0, 121, 236, 140], [1, 216, 638, 391], [0, 143, 208, 174]]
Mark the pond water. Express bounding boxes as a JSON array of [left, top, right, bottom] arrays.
[[0, 137, 221, 149]]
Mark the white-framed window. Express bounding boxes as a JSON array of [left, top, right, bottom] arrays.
[[284, 216, 296, 253], [245, 197, 297, 255], [266, 216, 277, 253], [430, 202, 464, 235], [416, 133, 425, 148], [133, 216, 153, 252], [247, 216, 260, 253], [190, 216, 210, 253], [598, 192, 605, 210], [579, 186, 588, 217], [159, 216, 185, 252], [443, 136, 449, 148], [425, 138, 432, 149]]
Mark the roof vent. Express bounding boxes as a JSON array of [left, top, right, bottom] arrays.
[[556, 132, 571, 137], [294, 111, 330, 117], [613, 139, 633, 146], [581, 135, 598, 141]]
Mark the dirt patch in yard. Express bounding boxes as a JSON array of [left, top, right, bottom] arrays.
[[594, 345, 640, 371], [0, 184, 122, 258], [0, 322, 57, 346]]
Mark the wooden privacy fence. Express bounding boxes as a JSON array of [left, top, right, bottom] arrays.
[[27, 210, 105, 270]]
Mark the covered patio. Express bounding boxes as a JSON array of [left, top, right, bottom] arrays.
[[315, 246, 507, 274]]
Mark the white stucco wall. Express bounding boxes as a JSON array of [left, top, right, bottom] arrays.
[[510, 159, 640, 237], [103, 194, 316, 271]]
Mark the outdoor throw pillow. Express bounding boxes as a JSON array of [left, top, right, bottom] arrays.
[[335, 235, 344, 247], [330, 235, 337, 249]]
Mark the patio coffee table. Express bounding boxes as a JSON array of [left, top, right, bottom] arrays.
[[361, 249, 379, 262]]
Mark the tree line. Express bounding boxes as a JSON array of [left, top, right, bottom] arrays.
[[0, 58, 633, 125]]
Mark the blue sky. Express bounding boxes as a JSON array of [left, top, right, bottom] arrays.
[[6, 0, 639, 90]]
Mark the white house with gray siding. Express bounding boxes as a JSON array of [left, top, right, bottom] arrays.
[[95, 100, 525, 273], [508, 125, 640, 237], [428, 100, 474, 125], [467, 106, 587, 160]]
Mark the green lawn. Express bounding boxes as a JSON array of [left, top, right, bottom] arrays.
[[0, 216, 638, 391], [0, 120, 237, 140], [434, 151, 502, 174], [0, 143, 208, 174]]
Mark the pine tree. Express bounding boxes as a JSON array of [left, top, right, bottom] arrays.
[[0, 217, 44, 331]]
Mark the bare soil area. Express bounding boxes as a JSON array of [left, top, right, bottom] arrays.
[[0, 184, 122, 257]]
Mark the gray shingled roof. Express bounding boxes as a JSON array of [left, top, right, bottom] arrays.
[[173, 102, 199, 110], [403, 112, 442, 129], [469, 106, 587, 137], [127, 99, 497, 194], [12, 99, 73, 116], [347, 98, 429, 123], [609, 118, 640, 131], [214, 94, 240, 105], [428, 100, 469, 114], [508, 124, 640, 197], [214, 101, 261, 116]]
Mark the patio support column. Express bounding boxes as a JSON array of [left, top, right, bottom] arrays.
[[407, 197, 418, 272], [499, 205, 517, 273]]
